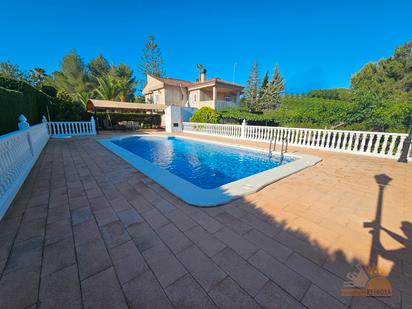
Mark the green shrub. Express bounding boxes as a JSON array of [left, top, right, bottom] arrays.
[[92, 112, 161, 129], [190, 107, 220, 123]]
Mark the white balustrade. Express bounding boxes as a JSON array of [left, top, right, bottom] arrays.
[[0, 122, 49, 219], [47, 116, 96, 137], [182, 122, 411, 159]]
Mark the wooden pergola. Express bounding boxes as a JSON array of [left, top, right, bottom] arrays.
[[86, 99, 166, 113]]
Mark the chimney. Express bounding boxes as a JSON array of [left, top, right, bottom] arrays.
[[200, 69, 207, 82]]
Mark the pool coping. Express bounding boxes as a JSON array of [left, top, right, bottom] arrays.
[[98, 134, 322, 207]]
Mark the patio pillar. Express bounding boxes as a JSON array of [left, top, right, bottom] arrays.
[[236, 90, 240, 105], [213, 86, 217, 101]]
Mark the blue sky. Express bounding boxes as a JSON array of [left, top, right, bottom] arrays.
[[1, 0, 411, 93]]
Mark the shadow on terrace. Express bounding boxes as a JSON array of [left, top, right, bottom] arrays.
[[0, 135, 411, 309]]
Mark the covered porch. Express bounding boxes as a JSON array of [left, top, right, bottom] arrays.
[[187, 79, 242, 110]]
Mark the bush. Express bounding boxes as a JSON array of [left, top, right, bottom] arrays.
[[190, 107, 220, 123], [0, 76, 86, 134], [92, 112, 161, 129]]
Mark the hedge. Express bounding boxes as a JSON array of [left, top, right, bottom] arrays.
[[0, 76, 86, 134], [92, 112, 161, 129]]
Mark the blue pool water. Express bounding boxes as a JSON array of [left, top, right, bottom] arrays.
[[112, 136, 294, 189]]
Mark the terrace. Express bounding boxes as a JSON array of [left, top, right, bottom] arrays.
[[0, 130, 411, 309]]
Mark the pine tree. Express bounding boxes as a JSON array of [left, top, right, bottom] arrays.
[[258, 70, 269, 99], [138, 34, 165, 90], [243, 61, 259, 110], [259, 64, 284, 110]]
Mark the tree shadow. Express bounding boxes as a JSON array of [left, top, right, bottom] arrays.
[[191, 172, 411, 308]]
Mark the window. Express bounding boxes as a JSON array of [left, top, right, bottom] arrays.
[[225, 96, 232, 102], [153, 93, 159, 103]]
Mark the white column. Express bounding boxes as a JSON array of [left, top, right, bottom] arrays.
[[236, 90, 240, 106]]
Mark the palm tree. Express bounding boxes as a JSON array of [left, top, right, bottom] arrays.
[[29, 68, 47, 86], [94, 75, 121, 101], [117, 77, 137, 102]]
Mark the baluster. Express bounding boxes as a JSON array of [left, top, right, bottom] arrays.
[[366, 134, 375, 153], [373, 134, 382, 154], [302, 130, 308, 145], [347, 133, 354, 151], [380, 135, 390, 155], [353, 133, 360, 151], [320, 131, 327, 148], [359, 133, 367, 152], [394, 136, 405, 157]]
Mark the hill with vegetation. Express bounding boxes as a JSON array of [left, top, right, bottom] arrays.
[[225, 40, 412, 132]]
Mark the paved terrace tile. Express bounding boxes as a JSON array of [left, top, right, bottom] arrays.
[[0, 132, 411, 309]]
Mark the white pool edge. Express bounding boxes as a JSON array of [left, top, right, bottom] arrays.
[[98, 134, 322, 207]]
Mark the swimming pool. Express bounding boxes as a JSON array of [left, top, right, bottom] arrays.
[[99, 135, 321, 206]]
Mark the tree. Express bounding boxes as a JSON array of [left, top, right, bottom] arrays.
[[0, 61, 26, 80], [351, 40, 412, 102], [51, 51, 91, 104], [28, 67, 48, 87], [94, 75, 122, 101], [258, 70, 269, 99], [110, 63, 136, 102], [88, 54, 111, 78], [259, 64, 285, 110], [138, 34, 165, 90], [243, 61, 259, 110]]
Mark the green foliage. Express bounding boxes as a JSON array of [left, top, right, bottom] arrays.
[[88, 54, 111, 78], [49, 51, 137, 103], [50, 51, 91, 104], [92, 112, 161, 129], [258, 64, 284, 110], [28, 68, 48, 87], [0, 76, 86, 134], [258, 71, 269, 99], [0, 61, 26, 80], [94, 75, 122, 101], [219, 95, 412, 132], [308, 88, 351, 101], [351, 40, 412, 102], [243, 61, 259, 110], [190, 107, 220, 123], [40, 84, 58, 97], [218, 108, 278, 125]]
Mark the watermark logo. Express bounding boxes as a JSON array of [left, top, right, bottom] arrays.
[[340, 264, 392, 297]]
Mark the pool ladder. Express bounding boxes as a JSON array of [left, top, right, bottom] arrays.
[[268, 134, 288, 162]]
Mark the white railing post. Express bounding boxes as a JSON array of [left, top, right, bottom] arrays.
[[240, 119, 247, 139], [18, 115, 34, 156]]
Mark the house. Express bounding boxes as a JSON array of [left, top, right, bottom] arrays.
[[142, 70, 243, 110]]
